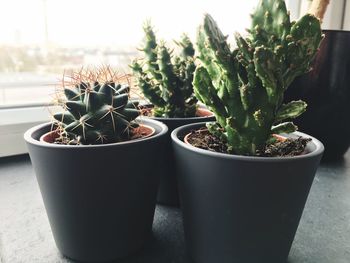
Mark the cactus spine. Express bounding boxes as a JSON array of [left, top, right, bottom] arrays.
[[194, 0, 322, 155], [131, 22, 197, 118], [53, 67, 140, 145]]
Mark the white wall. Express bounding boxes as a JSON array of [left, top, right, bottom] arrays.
[[300, 0, 345, 29], [343, 0, 350, 29]]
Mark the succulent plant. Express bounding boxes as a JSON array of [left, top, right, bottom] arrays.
[[53, 67, 140, 145], [131, 22, 197, 118], [193, 0, 322, 155]]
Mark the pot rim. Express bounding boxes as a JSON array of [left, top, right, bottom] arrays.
[[151, 108, 214, 122], [322, 29, 350, 34], [171, 122, 324, 162], [24, 117, 168, 149]]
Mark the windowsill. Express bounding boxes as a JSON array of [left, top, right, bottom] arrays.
[[0, 106, 60, 157], [0, 153, 349, 262]]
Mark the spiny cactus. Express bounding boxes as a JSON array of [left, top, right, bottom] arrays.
[[194, 0, 322, 155], [53, 67, 140, 145], [131, 22, 197, 118]]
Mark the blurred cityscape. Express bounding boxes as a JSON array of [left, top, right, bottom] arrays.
[[0, 45, 137, 74], [0, 45, 139, 106]]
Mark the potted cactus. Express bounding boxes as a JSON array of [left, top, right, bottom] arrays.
[[24, 67, 168, 262], [131, 23, 214, 206], [171, 1, 324, 262]]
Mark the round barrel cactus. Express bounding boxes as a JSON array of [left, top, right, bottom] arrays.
[[53, 67, 140, 145]]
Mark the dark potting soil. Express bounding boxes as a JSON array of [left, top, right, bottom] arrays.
[[186, 128, 311, 157], [51, 124, 153, 145], [185, 128, 228, 153], [260, 136, 311, 157]]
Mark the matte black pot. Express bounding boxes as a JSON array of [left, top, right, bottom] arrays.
[[285, 30, 350, 161], [151, 109, 215, 207], [24, 119, 168, 262], [171, 122, 324, 263]]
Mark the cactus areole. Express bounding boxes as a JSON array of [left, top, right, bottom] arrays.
[[131, 22, 198, 118], [50, 67, 148, 145], [193, 0, 323, 156]]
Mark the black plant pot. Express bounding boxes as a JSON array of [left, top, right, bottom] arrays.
[[285, 30, 350, 161], [171, 122, 324, 263], [24, 119, 168, 262], [151, 109, 215, 207]]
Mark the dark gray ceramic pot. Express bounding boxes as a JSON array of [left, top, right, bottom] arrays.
[[151, 109, 215, 207], [171, 122, 324, 263], [24, 119, 168, 262], [285, 30, 350, 161]]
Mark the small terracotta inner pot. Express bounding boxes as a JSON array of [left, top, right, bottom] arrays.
[[40, 130, 60, 143], [40, 124, 155, 144], [196, 108, 214, 118]]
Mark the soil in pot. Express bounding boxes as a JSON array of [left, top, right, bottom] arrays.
[[184, 128, 311, 157], [40, 124, 155, 144]]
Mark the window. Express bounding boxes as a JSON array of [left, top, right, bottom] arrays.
[[0, 0, 347, 156], [0, 0, 260, 107]]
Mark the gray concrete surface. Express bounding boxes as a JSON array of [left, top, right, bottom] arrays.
[[0, 153, 350, 263]]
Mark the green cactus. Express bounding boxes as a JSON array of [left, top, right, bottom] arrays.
[[131, 22, 197, 118], [194, 0, 322, 155], [53, 68, 140, 145]]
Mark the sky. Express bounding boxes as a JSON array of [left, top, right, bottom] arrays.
[[0, 0, 259, 47]]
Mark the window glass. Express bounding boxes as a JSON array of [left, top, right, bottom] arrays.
[[0, 0, 259, 106]]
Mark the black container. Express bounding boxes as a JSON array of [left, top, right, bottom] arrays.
[[285, 30, 350, 161], [24, 119, 168, 262], [152, 109, 215, 206], [171, 122, 324, 263]]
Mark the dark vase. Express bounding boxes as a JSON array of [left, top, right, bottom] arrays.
[[151, 108, 215, 207], [285, 30, 350, 161], [24, 119, 168, 262], [171, 122, 324, 263]]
